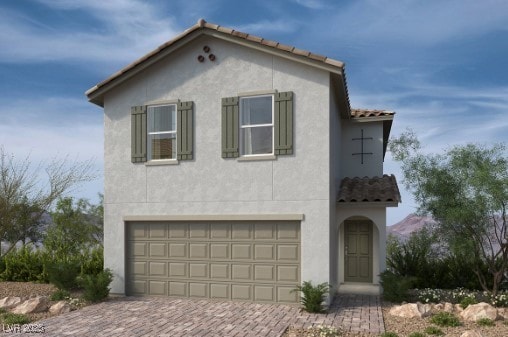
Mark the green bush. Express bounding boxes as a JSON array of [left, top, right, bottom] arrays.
[[2, 312, 31, 325], [476, 318, 495, 327], [291, 281, 329, 313], [46, 260, 80, 290], [0, 247, 46, 282], [79, 269, 113, 302], [80, 247, 104, 276], [50, 289, 71, 301], [380, 270, 414, 303], [460, 296, 477, 309], [430, 312, 461, 327], [424, 326, 444, 336]]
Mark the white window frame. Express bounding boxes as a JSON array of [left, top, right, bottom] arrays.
[[147, 103, 177, 161], [239, 94, 274, 157]]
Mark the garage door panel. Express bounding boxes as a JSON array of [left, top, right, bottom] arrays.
[[254, 244, 275, 260], [149, 281, 166, 295], [189, 263, 208, 278], [210, 263, 229, 279], [189, 283, 208, 297], [127, 221, 300, 303], [232, 264, 251, 280], [210, 283, 229, 299], [169, 243, 187, 258], [169, 262, 186, 277], [168, 224, 187, 239], [231, 244, 251, 259], [169, 282, 187, 296], [254, 265, 274, 281], [149, 243, 166, 257], [254, 285, 274, 302], [210, 243, 229, 259], [189, 223, 208, 238], [189, 243, 208, 259], [231, 224, 251, 239], [232, 284, 252, 300]]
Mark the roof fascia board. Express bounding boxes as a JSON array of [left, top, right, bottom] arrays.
[[205, 31, 343, 75], [350, 115, 394, 123], [336, 201, 399, 208]]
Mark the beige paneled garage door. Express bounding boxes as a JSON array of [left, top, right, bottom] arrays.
[[126, 221, 301, 303]]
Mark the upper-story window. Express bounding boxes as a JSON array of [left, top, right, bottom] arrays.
[[239, 95, 274, 156], [147, 104, 177, 160]]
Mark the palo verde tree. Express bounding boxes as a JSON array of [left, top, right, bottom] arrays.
[[389, 130, 508, 295], [0, 146, 96, 256]]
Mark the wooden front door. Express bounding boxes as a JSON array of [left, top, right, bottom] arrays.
[[344, 220, 373, 283]]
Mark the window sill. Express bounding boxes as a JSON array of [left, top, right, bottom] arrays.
[[145, 159, 179, 166], [237, 154, 276, 162]]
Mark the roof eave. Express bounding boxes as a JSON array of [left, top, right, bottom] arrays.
[[336, 201, 400, 208]]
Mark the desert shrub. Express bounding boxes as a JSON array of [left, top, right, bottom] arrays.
[[46, 260, 80, 290], [380, 270, 415, 303], [0, 247, 45, 282], [292, 281, 329, 313], [2, 312, 31, 325], [79, 269, 113, 302], [50, 289, 71, 301], [424, 326, 444, 336], [460, 296, 477, 309], [430, 312, 461, 327], [476, 318, 495, 326]]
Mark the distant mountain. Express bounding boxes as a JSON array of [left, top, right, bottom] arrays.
[[388, 213, 436, 239]]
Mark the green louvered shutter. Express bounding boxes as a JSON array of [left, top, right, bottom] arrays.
[[221, 97, 239, 158], [274, 91, 293, 155], [131, 105, 147, 163], [177, 101, 194, 160]]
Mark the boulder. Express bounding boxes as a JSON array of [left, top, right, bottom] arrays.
[[443, 302, 454, 313], [460, 330, 485, 337], [460, 302, 498, 322], [389, 302, 432, 318], [11, 296, 49, 314], [497, 307, 508, 320], [454, 303, 464, 313], [0, 297, 22, 309], [49, 301, 71, 315]]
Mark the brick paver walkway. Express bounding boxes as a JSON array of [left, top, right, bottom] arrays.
[[35, 295, 384, 337]]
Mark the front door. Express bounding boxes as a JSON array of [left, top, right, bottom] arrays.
[[344, 220, 373, 283]]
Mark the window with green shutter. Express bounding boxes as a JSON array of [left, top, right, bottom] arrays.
[[221, 91, 293, 158], [131, 101, 193, 163]]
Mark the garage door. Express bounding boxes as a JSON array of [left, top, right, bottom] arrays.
[[126, 221, 301, 303]]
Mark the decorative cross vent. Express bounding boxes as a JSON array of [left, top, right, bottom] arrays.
[[352, 129, 373, 164]]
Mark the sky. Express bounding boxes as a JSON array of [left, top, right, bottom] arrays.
[[0, 0, 507, 225]]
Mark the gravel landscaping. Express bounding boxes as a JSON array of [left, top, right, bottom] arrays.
[[2, 282, 508, 337]]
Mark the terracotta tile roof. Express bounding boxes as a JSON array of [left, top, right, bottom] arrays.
[[337, 175, 401, 204], [86, 19, 345, 101], [351, 109, 395, 118]]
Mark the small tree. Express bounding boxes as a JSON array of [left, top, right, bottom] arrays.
[[0, 147, 95, 256], [390, 130, 508, 295]]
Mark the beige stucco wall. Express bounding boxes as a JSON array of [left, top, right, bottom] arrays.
[[102, 35, 334, 294]]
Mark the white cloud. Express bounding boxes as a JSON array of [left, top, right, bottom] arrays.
[[292, 0, 326, 9], [234, 19, 299, 35], [0, 0, 179, 67]]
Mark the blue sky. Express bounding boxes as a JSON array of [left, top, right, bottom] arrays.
[[1, 0, 507, 225]]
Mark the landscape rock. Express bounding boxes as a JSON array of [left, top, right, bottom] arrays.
[[497, 308, 508, 320], [443, 302, 454, 313], [389, 302, 432, 318], [460, 302, 498, 322], [460, 330, 485, 337], [0, 297, 22, 309], [49, 301, 71, 315], [11, 296, 49, 314], [455, 303, 464, 313]]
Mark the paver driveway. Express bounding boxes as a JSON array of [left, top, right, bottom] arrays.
[[36, 295, 384, 337]]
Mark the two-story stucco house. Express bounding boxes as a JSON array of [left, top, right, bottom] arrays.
[[86, 19, 400, 304]]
